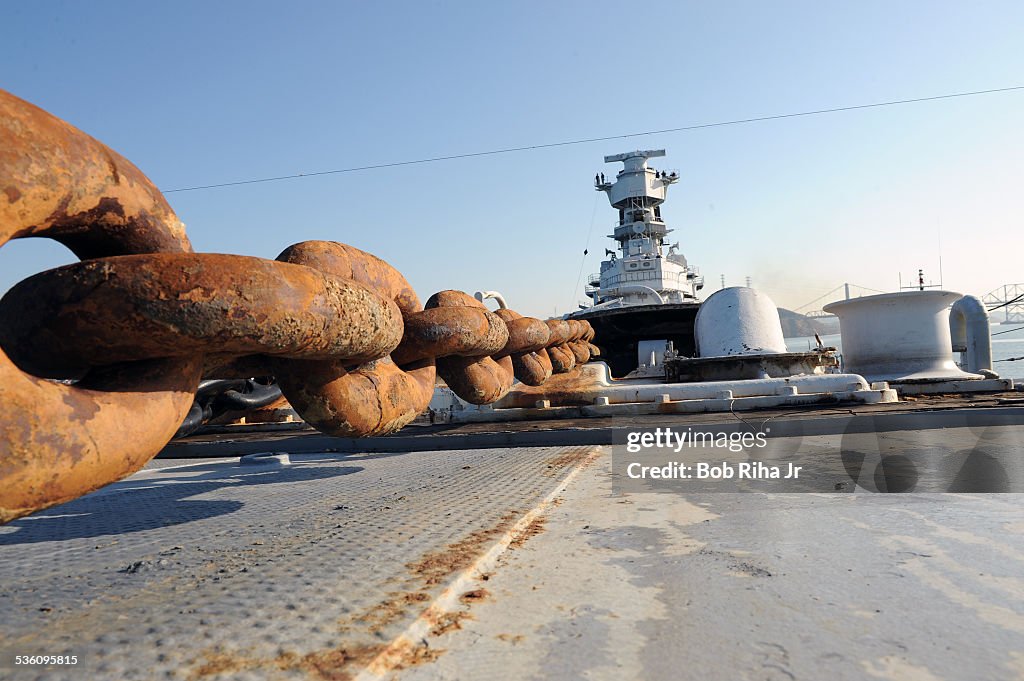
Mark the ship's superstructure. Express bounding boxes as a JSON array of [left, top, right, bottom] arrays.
[[570, 149, 703, 376], [586, 149, 702, 308]]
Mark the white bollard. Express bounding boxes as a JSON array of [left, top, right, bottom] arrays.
[[824, 291, 980, 382]]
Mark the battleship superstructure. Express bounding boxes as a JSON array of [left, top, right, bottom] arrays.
[[569, 149, 703, 376]]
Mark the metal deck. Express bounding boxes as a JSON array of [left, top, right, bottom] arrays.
[[403, 452, 1024, 681], [1, 410, 1022, 680], [0, 446, 598, 680]]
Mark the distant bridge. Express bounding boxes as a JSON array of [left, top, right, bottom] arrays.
[[983, 283, 1024, 323], [792, 283, 887, 318], [795, 282, 1024, 324]]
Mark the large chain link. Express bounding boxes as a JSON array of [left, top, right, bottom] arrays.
[[0, 89, 597, 522]]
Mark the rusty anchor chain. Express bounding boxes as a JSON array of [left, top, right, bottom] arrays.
[[0, 89, 597, 522]]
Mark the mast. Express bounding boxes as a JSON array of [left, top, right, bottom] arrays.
[[598, 149, 674, 258], [585, 150, 702, 307]]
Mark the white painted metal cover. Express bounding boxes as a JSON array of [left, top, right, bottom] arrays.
[[695, 287, 787, 357]]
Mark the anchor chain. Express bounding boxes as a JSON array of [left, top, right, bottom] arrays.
[[0, 89, 598, 522]]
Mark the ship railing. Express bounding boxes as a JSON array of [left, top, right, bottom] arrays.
[[599, 270, 693, 289], [604, 270, 691, 284], [611, 218, 667, 229]]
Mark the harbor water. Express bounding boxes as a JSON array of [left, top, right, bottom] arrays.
[[785, 326, 1024, 381]]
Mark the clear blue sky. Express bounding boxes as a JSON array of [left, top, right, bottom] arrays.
[[2, 1, 1023, 316]]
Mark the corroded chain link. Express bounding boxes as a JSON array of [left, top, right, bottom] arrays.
[[0, 89, 597, 522]]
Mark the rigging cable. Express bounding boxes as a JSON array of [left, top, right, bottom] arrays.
[[570, 191, 603, 312], [793, 284, 846, 312], [850, 284, 888, 294], [987, 292, 1024, 312], [163, 85, 1024, 193]]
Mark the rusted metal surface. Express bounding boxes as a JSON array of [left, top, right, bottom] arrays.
[[545, 319, 578, 373], [495, 308, 552, 386], [565, 319, 595, 366], [513, 347, 554, 386], [274, 355, 437, 437], [494, 368, 605, 408], [0, 89, 601, 521], [427, 291, 513, 405], [0, 89, 201, 523], [494, 309, 550, 356], [0, 254, 403, 378], [277, 240, 421, 317], [0, 93, 190, 258], [272, 240, 436, 437]]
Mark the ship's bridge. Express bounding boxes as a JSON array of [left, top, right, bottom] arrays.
[[588, 149, 699, 306], [598, 149, 679, 210]]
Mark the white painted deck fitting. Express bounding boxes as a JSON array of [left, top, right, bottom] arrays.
[[498, 363, 883, 403], [446, 363, 897, 424], [695, 286, 788, 357], [825, 291, 981, 383], [950, 294, 995, 373], [452, 387, 898, 423], [894, 377, 1015, 395]]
